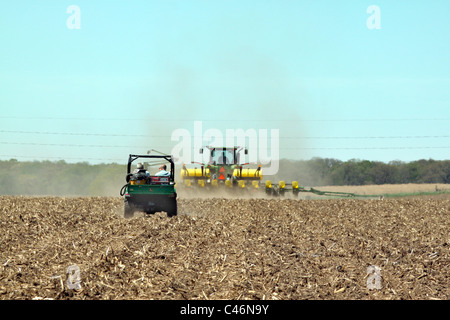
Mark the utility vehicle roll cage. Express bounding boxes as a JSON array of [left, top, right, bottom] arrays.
[[127, 154, 175, 182]]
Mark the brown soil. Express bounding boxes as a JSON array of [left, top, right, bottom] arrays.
[[0, 195, 448, 300]]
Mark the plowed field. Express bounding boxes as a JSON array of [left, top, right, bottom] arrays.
[[0, 194, 448, 300]]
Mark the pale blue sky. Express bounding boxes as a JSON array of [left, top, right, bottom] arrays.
[[0, 0, 449, 166]]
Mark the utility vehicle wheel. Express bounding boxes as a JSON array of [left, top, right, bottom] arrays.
[[166, 199, 177, 217], [124, 201, 134, 218]]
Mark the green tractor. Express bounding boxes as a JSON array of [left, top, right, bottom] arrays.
[[120, 154, 177, 218], [180, 146, 262, 191]]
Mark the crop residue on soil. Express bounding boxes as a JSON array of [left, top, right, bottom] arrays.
[[0, 196, 448, 300]]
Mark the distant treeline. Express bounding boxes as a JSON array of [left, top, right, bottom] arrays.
[[0, 158, 448, 196], [0, 160, 126, 197]]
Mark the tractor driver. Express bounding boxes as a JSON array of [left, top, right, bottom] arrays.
[[155, 164, 170, 176], [219, 151, 229, 164]]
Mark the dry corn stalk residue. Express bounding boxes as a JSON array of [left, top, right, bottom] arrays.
[[0, 195, 448, 300]]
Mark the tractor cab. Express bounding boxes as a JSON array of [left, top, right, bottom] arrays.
[[201, 146, 247, 166], [209, 148, 234, 165]]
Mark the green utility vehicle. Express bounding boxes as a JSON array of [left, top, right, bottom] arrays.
[[120, 154, 177, 218]]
